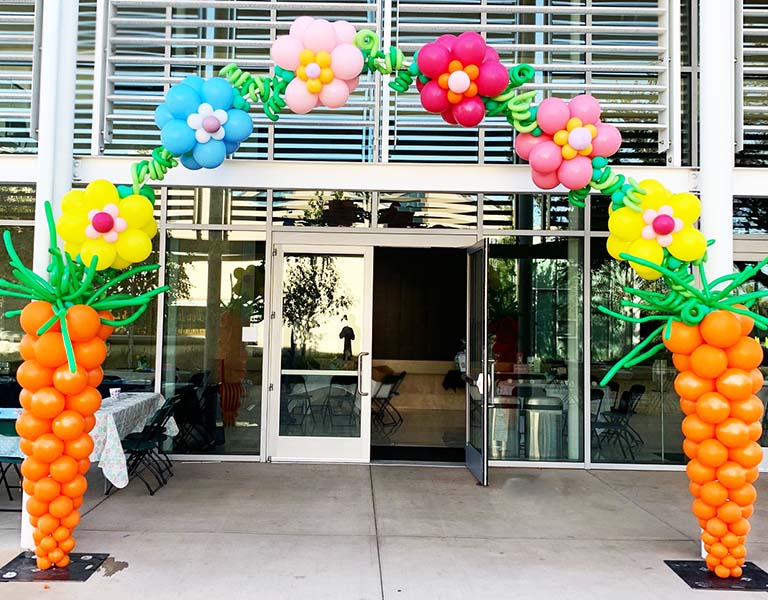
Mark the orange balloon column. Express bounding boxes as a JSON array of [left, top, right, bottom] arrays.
[[15, 301, 112, 570], [668, 310, 764, 579]]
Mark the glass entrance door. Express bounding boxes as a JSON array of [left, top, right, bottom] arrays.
[[268, 245, 372, 462], [466, 240, 489, 485]]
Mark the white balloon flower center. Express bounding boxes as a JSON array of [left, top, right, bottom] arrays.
[[448, 71, 471, 94]]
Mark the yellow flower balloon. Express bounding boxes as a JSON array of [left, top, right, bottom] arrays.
[[606, 179, 707, 280], [56, 180, 157, 271]]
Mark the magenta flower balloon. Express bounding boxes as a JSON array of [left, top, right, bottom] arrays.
[[516, 94, 623, 190]]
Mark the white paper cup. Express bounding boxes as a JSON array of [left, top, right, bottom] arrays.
[[109, 388, 121, 400]]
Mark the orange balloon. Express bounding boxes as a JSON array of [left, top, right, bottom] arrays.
[[16, 360, 54, 392], [34, 332, 69, 369], [65, 305, 101, 342], [77, 458, 90, 474], [47, 548, 64, 564], [21, 457, 49, 482], [690, 481, 702, 498], [20, 301, 59, 336], [721, 555, 738, 569], [22, 478, 36, 495], [673, 353, 692, 372], [60, 474, 87, 498], [686, 459, 716, 484], [55, 555, 70, 569], [682, 414, 716, 443], [49, 495, 74, 519], [716, 369, 754, 402], [745, 466, 759, 483], [749, 368, 764, 393], [731, 566, 743, 578], [58, 536, 76, 553], [29, 515, 38, 527], [72, 338, 107, 370], [730, 517, 751, 536], [30, 387, 66, 420], [697, 439, 729, 467], [701, 481, 729, 506], [97, 310, 115, 340], [693, 499, 716, 520], [706, 517, 729, 537], [683, 438, 699, 459], [83, 415, 96, 433], [710, 542, 729, 559], [66, 386, 102, 417], [702, 531, 718, 546], [732, 544, 748, 559], [19, 438, 34, 456], [730, 442, 763, 468], [19, 334, 37, 361], [26, 495, 49, 517], [37, 513, 60, 535], [691, 345, 728, 379], [716, 419, 750, 448], [18, 388, 32, 410], [15, 411, 52, 440], [52, 410, 85, 441], [86, 366, 104, 388], [732, 305, 755, 336], [706, 554, 721, 570], [729, 395, 764, 424], [696, 392, 730, 424], [701, 311, 742, 349], [727, 337, 764, 371], [52, 526, 70, 542], [742, 505, 754, 518], [717, 501, 743, 524], [716, 462, 747, 489], [49, 455, 78, 483], [664, 321, 703, 354], [60, 510, 80, 530], [52, 364, 88, 396], [32, 528, 45, 545], [730, 483, 757, 507], [699, 518, 708, 529], [675, 371, 715, 400], [31, 433, 64, 464], [721, 532, 739, 548], [65, 434, 94, 460], [680, 398, 697, 416], [72, 496, 83, 509], [36, 557, 52, 571], [748, 421, 762, 442]]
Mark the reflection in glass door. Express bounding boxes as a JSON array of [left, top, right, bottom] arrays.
[[268, 246, 372, 462], [466, 240, 489, 485]]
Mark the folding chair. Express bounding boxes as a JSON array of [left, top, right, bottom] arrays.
[[122, 395, 179, 484], [174, 385, 216, 452]]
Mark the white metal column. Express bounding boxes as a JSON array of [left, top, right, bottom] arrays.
[[699, 0, 735, 280], [24, 0, 80, 550]]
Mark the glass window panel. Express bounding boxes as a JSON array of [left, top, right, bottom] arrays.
[[0, 185, 35, 221], [738, 2, 768, 166], [734, 197, 768, 234], [273, 190, 371, 227], [378, 191, 477, 229], [590, 238, 683, 464], [165, 187, 268, 226], [0, 226, 32, 407], [163, 230, 266, 454], [483, 193, 582, 231], [488, 235, 584, 462]]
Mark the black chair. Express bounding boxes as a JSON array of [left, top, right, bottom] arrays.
[[595, 384, 646, 460], [371, 372, 406, 435], [0, 419, 22, 504], [123, 395, 179, 483], [281, 375, 315, 433], [174, 385, 216, 452], [323, 375, 358, 425]]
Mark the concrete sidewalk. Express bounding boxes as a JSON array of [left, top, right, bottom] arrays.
[[1, 463, 766, 599]]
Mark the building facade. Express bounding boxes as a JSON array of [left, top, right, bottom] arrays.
[[0, 0, 766, 477]]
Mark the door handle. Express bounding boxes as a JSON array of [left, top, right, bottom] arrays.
[[357, 352, 369, 396]]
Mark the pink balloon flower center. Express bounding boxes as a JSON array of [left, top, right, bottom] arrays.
[[652, 214, 676, 236], [305, 62, 321, 79], [448, 71, 471, 94], [202, 115, 221, 133], [91, 211, 115, 234], [568, 127, 593, 151]]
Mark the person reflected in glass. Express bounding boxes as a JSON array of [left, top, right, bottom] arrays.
[[339, 318, 355, 361]]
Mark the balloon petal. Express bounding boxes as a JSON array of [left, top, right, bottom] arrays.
[[475, 61, 509, 97], [626, 238, 664, 280], [223, 109, 254, 143], [303, 19, 337, 52], [567, 95, 601, 124], [330, 43, 364, 80], [319, 78, 350, 109], [160, 119, 196, 155], [154, 104, 174, 129], [201, 77, 234, 111], [289, 16, 314, 39], [192, 139, 227, 169], [590, 123, 622, 157], [271, 35, 304, 71], [608, 206, 646, 242], [420, 80, 450, 113], [537, 98, 571, 135], [670, 192, 702, 224], [284, 78, 318, 114], [165, 83, 200, 119], [333, 20, 357, 44], [556, 155, 593, 190], [668, 227, 708, 262]]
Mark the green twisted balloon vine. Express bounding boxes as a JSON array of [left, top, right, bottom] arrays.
[[0, 202, 168, 372]]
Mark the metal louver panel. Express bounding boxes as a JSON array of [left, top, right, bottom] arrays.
[[0, 0, 38, 154], [737, 1, 768, 166], [95, 0, 379, 161], [384, 0, 675, 165]]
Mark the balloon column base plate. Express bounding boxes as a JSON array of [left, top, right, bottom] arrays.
[[665, 560, 768, 591], [0, 552, 108, 583]]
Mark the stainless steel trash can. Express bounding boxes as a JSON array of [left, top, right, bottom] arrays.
[[489, 404, 520, 459], [523, 396, 563, 459]]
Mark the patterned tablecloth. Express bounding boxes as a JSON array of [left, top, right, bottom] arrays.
[[0, 393, 177, 488]]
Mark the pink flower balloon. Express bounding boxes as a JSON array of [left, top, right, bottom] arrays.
[[270, 35, 303, 71], [285, 78, 318, 114], [417, 43, 451, 79], [303, 19, 337, 52], [568, 94, 601, 124], [536, 98, 570, 135], [319, 79, 350, 109], [514, 132, 549, 160], [557, 155, 593, 190], [452, 96, 486, 127], [591, 122, 622, 157], [452, 32, 486, 66], [529, 141, 563, 174], [531, 169, 561, 190], [331, 44, 364, 80], [420, 80, 451, 113], [475, 61, 509, 97]]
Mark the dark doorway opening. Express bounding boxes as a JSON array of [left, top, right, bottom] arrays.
[[370, 247, 467, 462]]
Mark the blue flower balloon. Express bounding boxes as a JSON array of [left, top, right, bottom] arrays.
[[154, 76, 254, 170]]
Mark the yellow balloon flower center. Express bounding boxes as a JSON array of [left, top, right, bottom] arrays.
[[553, 117, 598, 160], [296, 49, 334, 94]]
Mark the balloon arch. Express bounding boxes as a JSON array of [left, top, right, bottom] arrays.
[[2, 17, 766, 578]]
